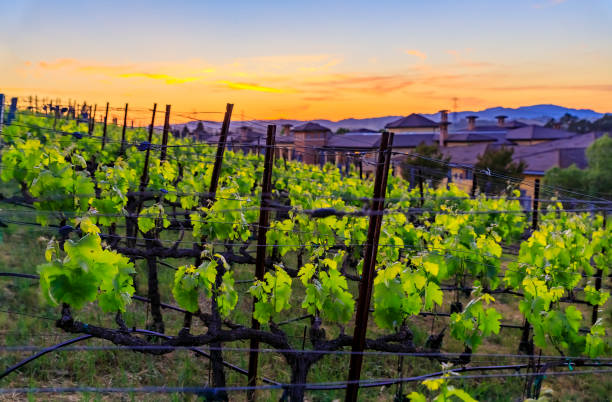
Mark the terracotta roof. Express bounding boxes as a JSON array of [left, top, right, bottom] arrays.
[[440, 143, 492, 166], [505, 125, 574, 141], [291, 122, 331, 132], [345, 128, 379, 134], [509, 132, 605, 174], [276, 134, 294, 144], [520, 150, 561, 174], [393, 133, 436, 148], [444, 133, 499, 143], [452, 121, 526, 133], [510, 132, 603, 160], [385, 113, 438, 129], [326, 134, 380, 149]]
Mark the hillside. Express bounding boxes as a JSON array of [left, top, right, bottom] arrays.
[[175, 104, 605, 133]]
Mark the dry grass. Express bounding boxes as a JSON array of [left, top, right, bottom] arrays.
[[0, 218, 610, 401]]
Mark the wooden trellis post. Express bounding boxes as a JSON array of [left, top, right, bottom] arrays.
[[247, 124, 277, 402], [346, 131, 394, 402]]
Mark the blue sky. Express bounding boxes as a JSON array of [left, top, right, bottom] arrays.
[[1, 0, 611, 120]]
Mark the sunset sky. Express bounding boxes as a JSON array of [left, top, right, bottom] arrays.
[[1, 0, 611, 122]]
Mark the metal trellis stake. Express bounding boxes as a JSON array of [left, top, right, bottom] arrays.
[[208, 103, 234, 200], [160, 104, 171, 162], [470, 170, 477, 198], [139, 104, 157, 193], [101, 102, 109, 150], [0, 94, 5, 139], [89, 104, 97, 135], [346, 131, 394, 402], [592, 211, 606, 325], [247, 124, 277, 402], [532, 179, 540, 230], [418, 168, 424, 207], [120, 103, 129, 156]]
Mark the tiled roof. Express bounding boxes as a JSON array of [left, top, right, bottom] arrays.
[[291, 122, 331, 132], [444, 133, 499, 143], [440, 143, 492, 166], [385, 113, 438, 129], [346, 128, 379, 134], [505, 125, 574, 141], [326, 134, 381, 149], [520, 151, 561, 174], [510, 132, 603, 159], [393, 133, 436, 148], [276, 134, 294, 144], [509, 132, 604, 174]]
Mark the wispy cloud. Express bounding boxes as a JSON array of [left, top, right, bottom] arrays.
[[217, 81, 291, 93], [405, 49, 427, 60], [485, 83, 612, 91], [446, 49, 493, 68], [29, 59, 214, 85], [119, 73, 201, 84], [304, 74, 414, 94]]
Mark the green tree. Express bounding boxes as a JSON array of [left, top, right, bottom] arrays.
[[585, 134, 612, 198], [543, 165, 588, 195], [335, 127, 350, 134], [545, 113, 592, 133], [591, 114, 612, 132], [474, 146, 525, 195], [401, 142, 450, 188], [544, 134, 612, 200]]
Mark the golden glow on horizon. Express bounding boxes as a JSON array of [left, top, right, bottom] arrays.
[[3, 49, 611, 122]]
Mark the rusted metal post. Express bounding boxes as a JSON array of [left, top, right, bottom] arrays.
[[246, 125, 277, 402], [346, 131, 394, 402], [101, 102, 109, 150], [532, 179, 540, 230], [160, 105, 171, 162], [120, 103, 129, 156]]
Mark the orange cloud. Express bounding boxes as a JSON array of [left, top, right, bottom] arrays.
[[303, 74, 414, 94], [38, 58, 79, 69], [217, 81, 291, 93], [28, 59, 213, 85], [10, 50, 612, 121], [405, 49, 427, 60], [119, 73, 201, 84]]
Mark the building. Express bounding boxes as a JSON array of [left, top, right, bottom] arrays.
[[434, 132, 605, 199], [384, 114, 440, 134], [291, 122, 332, 165], [504, 125, 575, 145]]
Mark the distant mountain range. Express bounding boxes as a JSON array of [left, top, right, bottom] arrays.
[[176, 104, 606, 133]]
